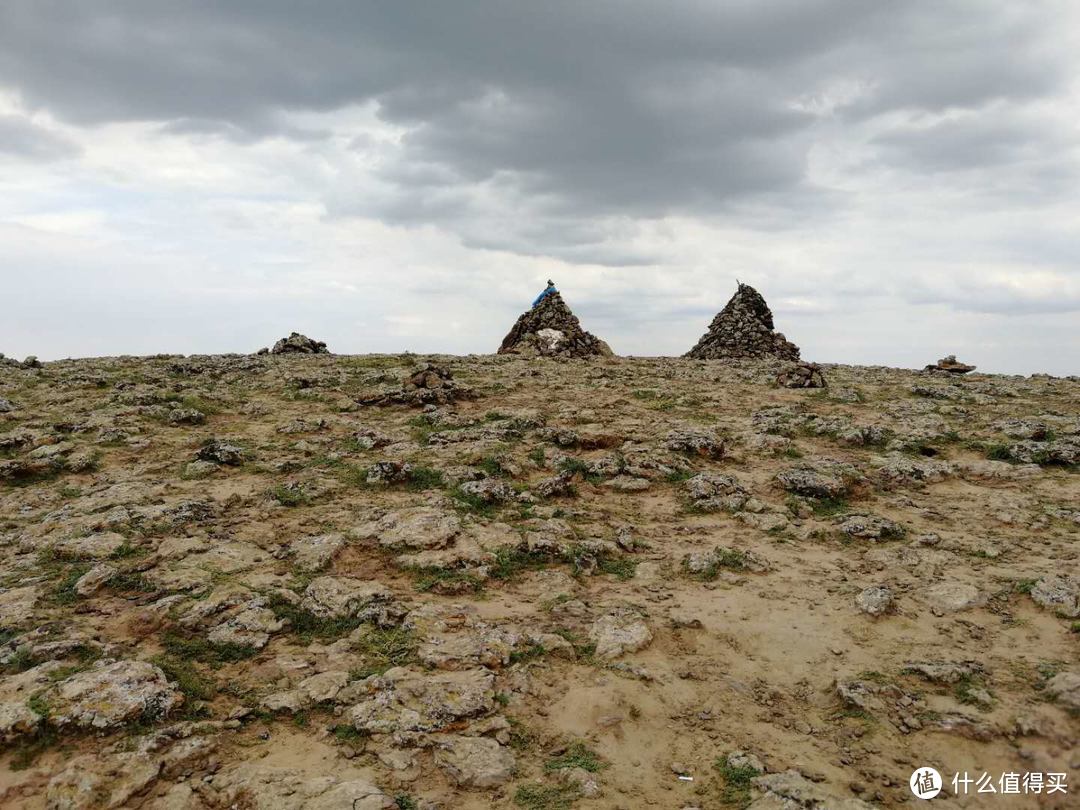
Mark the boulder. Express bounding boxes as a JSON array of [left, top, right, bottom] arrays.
[[588, 609, 653, 660], [301, 577, 394, 620], [434, 735, 516, 787], [48, 660, 183, 730]]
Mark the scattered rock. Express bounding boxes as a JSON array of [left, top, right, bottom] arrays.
[[588, 609, 653, 659], [1028, 575, 1080, 617], [48, 660, 183, 730], [196, 438, 245, 466], [434, 735, 516, 787], [349, 667, 496, 735], [922, 581, 985, 614], [1045, 671, 1080, 710], [855, 586, 893, 616], [300, 576, 394, 620]]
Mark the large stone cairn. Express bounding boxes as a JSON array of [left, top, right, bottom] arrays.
[[498, 291, 612, 358], [260, 332, 329, 355], [684, 283, 800, 361]]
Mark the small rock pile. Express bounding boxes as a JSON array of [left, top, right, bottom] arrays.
[[498, 291, 612, 358], [258, 332, 330, 355], [0, 353, 42, 369], [777, 361, 827, 388], [359, 363, 475, 406], [684, 283, 800, 361], [924, 354, 975, 374]]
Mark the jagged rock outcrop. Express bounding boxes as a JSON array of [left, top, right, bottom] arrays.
[[685, 283, 800, 361], [498, 291, 612, 358]]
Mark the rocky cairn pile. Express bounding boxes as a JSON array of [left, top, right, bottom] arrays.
[[924, 354, 975, 374], [359, 363, 474, 407], [777, 361, 827, 389], [685, 283, 800, 361], [257, 332, 330, 355], [498, 290, 612, 359]]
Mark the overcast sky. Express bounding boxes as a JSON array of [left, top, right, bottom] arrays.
[[1, 2, 1078, 374]]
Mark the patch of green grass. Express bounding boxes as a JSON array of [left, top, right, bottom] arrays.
[[596, 556, 638, 581], [544, 741, 607, 773], [8, 722, 59, 771], [985, 443, 1014, 461], [507, 717, 537, 751], [811, 496, 849, 516], [686, 549, 753, 581], [161, 630, 258, 664], [509, 643, 546, 665], [268, 483, 310, 507], [106, 569, 157, 595], [406, 465, 445, 491], [179, 395, 222, 415], [478, 456, 509, 478], [664, 468, 695, 484], [394, 795, 419, 810], [558, 457, 602, 485], [713, 757, 762, 807], [349, 627, 418, 679], [449, 485, 497, 515], [45, 563, 91, 605], [151, 654, 216, 701], [1013, 579, 1037, 594], [58, 485, 83, 498], [268, 595, 363, 642], [1071, 622, 1080, 634], [407, 415, 438, 445], [490, 547, 551, 581], [338, 464, 372, 488], [552, 628, 597, 661], [953, 674, 992, 707], [513, 784, 581, 810], [331, 723, 369, 743], [528, 447, 546, 467], [411, 567, 485, 594]]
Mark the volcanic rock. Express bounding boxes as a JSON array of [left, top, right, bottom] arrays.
[[685, 283, 801, 360], [498, 289, 612, 358]]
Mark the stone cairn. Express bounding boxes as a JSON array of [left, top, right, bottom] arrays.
[[257, 332, 329, 355], [358, 363, 475, 407], [684, 283, 801, 361], [924, 355, 975, 374], [776, 362, 827, 389], [498, 288, 612, 358]]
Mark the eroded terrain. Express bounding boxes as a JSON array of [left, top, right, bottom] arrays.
[[1, 353, 1078, 809]]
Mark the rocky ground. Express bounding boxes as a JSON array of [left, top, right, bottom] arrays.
[[1, 352, 1078, 809]]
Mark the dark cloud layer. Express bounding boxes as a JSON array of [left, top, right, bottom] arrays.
[[1, 1, 1073, 240]]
